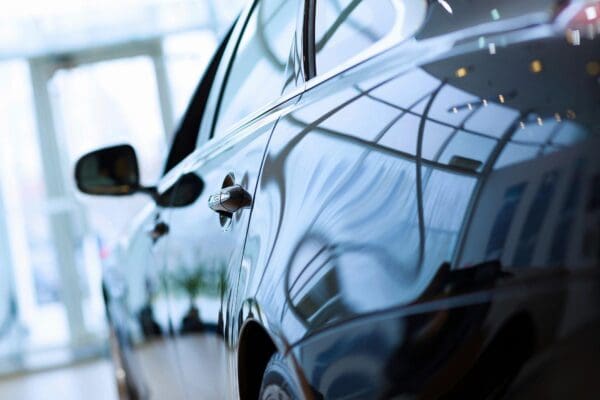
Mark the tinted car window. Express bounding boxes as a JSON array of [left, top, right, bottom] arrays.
[[212, 0, 297, 138], [314, 0, 426, 76], [163, 24, 234, 174]]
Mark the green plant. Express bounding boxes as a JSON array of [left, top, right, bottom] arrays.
[[170, 266, 206, 307]]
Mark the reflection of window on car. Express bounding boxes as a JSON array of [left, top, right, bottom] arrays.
[[314, 0, 427, 76], [212, 0, 297, 138]]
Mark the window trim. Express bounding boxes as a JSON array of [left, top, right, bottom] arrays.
[[206, 0, 307, 141], [303, 0, 317, 80], [304, 0, 429, 84]]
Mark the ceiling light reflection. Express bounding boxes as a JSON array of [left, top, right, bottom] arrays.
[[586, 61, 600, 76], [455, 67, 468, 78], [585, 6, 598, 21], [530, 60, 543, 73]]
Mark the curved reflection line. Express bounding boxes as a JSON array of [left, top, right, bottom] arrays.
[[280, 232, 333, 328], [329, 0, 384, 43], [431, 107, 481, 164], [416, 81, 447, 271], [421, 105, 482, 189], [256, 0, 289, 71], [316, 0, 379, 53], [281, 234, 401, 328], [287, 246, 333, 301]]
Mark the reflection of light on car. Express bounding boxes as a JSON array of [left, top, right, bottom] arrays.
[[587, 61, 600, 76], [585, 5, 598, 20], [529, 59, 543, 74], [437, 0, 453, 15], [491, 8, 501, 21], [455, 67, 468, 78]]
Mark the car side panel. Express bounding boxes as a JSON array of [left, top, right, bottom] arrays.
[[243, 9, 600, 399], [105, 203, 190, 399]]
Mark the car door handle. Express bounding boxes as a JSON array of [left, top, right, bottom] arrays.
[[208, 185, 252, 214], [148, 221, 169, 243]]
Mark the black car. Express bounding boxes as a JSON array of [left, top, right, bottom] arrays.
[[75, 0, 600, 398]]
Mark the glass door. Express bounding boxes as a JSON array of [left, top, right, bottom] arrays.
[[0, 48, 171, 374], [0, 60, 73, 372], [45, 52, 170, 344]]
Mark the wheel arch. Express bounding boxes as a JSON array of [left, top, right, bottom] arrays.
[[237, 318, 279, 400]]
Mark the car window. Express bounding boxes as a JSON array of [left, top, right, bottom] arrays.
[[313, 0, 427, 77], [162, 24, 234, 174], [211, 0, 298, 139]]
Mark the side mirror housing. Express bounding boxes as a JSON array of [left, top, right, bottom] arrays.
[[75, 144, 140, 196]]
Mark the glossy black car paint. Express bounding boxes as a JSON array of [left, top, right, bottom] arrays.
[[91, 0, 600, 399]]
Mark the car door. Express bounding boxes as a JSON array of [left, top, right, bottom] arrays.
[[155, 0, 302, 398]]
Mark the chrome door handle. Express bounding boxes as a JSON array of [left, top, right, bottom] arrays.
[[208, 185, 252, 214], [148, 221, 169, 243]]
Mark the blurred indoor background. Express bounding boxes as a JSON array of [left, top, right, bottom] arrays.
[[0, 0, 242, 395]]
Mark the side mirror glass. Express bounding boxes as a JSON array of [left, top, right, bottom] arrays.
[[75, 144, 140, 196]]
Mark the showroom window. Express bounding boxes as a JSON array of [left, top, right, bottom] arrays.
[[313, 0, 427, 77], [211, 0, 299, 138], [0, 0, 243, 374]]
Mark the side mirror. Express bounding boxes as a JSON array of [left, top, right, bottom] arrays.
[[75, 144, 141, 196], [75, 144, 205, 207]]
